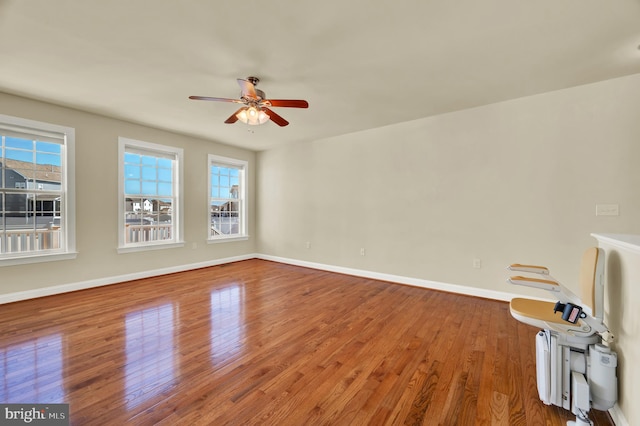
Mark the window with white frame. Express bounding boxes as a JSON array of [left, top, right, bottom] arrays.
[[208, 155, 247, 241], [118, 137, 183, 252], [0, 114, 76, 265]]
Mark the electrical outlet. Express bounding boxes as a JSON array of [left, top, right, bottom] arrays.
[[473, 258, 482, 269], [305, 241, 311, 249], [596, 204, 619, 216], [360, 248, 366, 256]]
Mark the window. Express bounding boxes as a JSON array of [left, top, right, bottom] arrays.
[[0, 114, 76, 265], [118, 137, 183, 252], [208, 155, 247, 241]]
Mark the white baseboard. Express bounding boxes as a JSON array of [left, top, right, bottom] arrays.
[[0, 252, 529, 305], [256, 254, 521, 302], [609, 403, 627, 426], [0, 253, 256, 305]]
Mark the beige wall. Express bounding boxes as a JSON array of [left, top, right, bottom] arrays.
[[257, 73, 640, 297], [0, 92, 256, 296]]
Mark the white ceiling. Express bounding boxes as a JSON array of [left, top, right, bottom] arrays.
[[1, 0, 639, 151]]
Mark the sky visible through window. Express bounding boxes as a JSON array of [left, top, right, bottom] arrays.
[[2, 136, 61, 166], [211, 166, 239, 199], [124, 152, 173, 197]]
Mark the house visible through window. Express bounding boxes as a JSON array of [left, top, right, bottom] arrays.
[[118, 137, 183, 252], [209, 155, 247, 241], [0, 114, 76, 265]]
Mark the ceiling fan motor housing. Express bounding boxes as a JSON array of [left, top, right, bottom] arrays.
[[252, 89, 266, 100]]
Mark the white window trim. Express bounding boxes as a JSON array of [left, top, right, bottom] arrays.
[[0, 114, 77, 266], [117, 137, 184, 253], [207, 154, 248, 243]]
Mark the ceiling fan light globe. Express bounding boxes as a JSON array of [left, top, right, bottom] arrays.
[[236, 109, 249, 123], [257, 110, 270, 124], [236, 107, 270, 125]]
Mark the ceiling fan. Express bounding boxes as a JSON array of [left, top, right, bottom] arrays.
[[189, 77, 308, 127]]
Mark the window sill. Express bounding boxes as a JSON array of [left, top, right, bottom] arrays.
[[207, 235, 249, 244], [0, 251, 78, 267], [117, 241, 185, 254]]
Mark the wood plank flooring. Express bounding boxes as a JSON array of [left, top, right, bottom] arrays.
[[0, 259, 614, 425]]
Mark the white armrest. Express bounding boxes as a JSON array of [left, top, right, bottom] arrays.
[[508, 276, 560, 292], [508, 263, 550, 275]]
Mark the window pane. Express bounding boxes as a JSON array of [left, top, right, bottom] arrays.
[[10, 168, 32, 186], [36, 141, 61, 154], [35, 152, 60, 166], [125, 197, 143, 215], [125, 153, 140, 164], [141, 181, 156, 195], [125, 164, 140, 179], [157, 198, 172, 223], [157, 158, 172, 168], [141, 155, 156, 166], [5, 137, 33, 150], [5, 148, 33, 163], [5, 193, 29, 213], [2, 169, 23, 189], [157, 168, 172, 182], [142, 166, 156, 180], [210, 201, 223, 216], [125, 180, 141, 194], [157, 182, 172, 196]]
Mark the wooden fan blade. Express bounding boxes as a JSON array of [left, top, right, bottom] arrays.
[[262, 108, 289, 127], [189, 96, 244, 103], [224, 107, 246, 124], [237, 79, 258, 99], [266, 99, 309, 108]]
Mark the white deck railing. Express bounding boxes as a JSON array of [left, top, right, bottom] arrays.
[[1, 224, 174, 253], [125, 223, 172, 243], [0, 228, 61, 253]]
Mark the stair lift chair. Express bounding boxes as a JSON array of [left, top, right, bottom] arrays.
[[508, 247, 617, 426]]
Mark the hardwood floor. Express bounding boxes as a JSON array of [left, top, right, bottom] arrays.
[[0, 259, 614, 425]]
